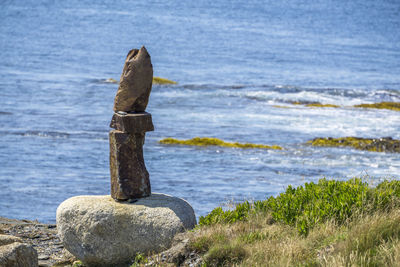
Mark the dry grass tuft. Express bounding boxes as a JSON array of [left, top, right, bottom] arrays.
[[189, 208, 400, 266]]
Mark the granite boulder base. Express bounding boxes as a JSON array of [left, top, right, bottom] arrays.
[[56, 194, 196, 267]]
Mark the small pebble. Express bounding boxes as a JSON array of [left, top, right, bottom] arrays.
[[38, 255, 50, 260]]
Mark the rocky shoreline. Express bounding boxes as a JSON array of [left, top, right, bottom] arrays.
[[0, 216, 202, 267], [0, 217, 75, 266]]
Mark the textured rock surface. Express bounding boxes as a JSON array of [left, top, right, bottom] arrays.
[[56, 194, 196, 267], [113, 46, 153, 112], [0, 241, 38, 267], [109, 130, 151, 200], [0, 234, 22, 246], [110, 112, 154, 133], [0, 217, 76, 267], [147, 233, 202, 266]]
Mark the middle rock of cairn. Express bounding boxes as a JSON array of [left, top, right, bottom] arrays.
[[109, 46, 153, 200]]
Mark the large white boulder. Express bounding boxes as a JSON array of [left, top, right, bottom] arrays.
[[56, 193, 196, 266]]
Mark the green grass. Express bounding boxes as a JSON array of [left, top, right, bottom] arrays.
[[199, 179, 400, 235], [130, 253, 148, 267], [190, 178, 400, 266]]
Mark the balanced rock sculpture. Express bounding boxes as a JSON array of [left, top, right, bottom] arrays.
[[57, 46, 196, 267], [110, 46, 154, 200]]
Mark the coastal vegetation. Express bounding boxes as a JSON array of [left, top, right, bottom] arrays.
[[9, 178, 400, 266], [308, 137, 400, 153], [159, 137, 283, 150], [188, 178, 400, 266]]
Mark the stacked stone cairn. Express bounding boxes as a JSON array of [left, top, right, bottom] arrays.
[[56, 47, 196, 266]]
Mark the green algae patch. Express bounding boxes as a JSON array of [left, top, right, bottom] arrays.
[[152, 76, 177, 85], [305, 103, 340, 108], [159, 137, 282, 150], [308, 137, 400, 153], [282, 101, 400, 110], [291, 101, 339, 108], [354, 102, 400, 111]]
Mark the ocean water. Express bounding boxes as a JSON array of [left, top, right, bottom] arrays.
[[1, 0, 399, 223]]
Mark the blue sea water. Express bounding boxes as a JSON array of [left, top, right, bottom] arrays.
[[0, 0, 399, 223]]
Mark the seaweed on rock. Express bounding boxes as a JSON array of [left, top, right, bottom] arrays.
[[308, 137, 400, 153], [152, 77, 177, 85], [287, 101, 400, 110], [291, 101, 339, 108], [159, 137, 282, 150], [354, 102, 400, 111], [305, 103, 339, 108]]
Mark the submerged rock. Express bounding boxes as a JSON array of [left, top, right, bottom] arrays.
[[104, 78, 118, 84], [291, 101, 339, 108], [153, 76, 177, 85], [113, 46, 153, 112], [304, 103, 339, 108], [283, 101, 400, 111], [308, 137, 400, 153], [354, 102, 400, 111], [56, 194, 196, 267], [159, 137, 283, 150]]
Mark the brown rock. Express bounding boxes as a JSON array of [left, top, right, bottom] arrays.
[[0, 234, 22, 246], [0, 242, 38, 267], [110, 112, 154, 133], [109, 130, 151, 200], [113, 46, 153, 112]]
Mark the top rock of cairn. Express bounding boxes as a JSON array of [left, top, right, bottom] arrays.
[[113, 46, 153, 112]]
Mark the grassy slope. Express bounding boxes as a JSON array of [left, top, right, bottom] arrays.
[[189, 210, 400, 266], [188, 179, 400, 267]]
